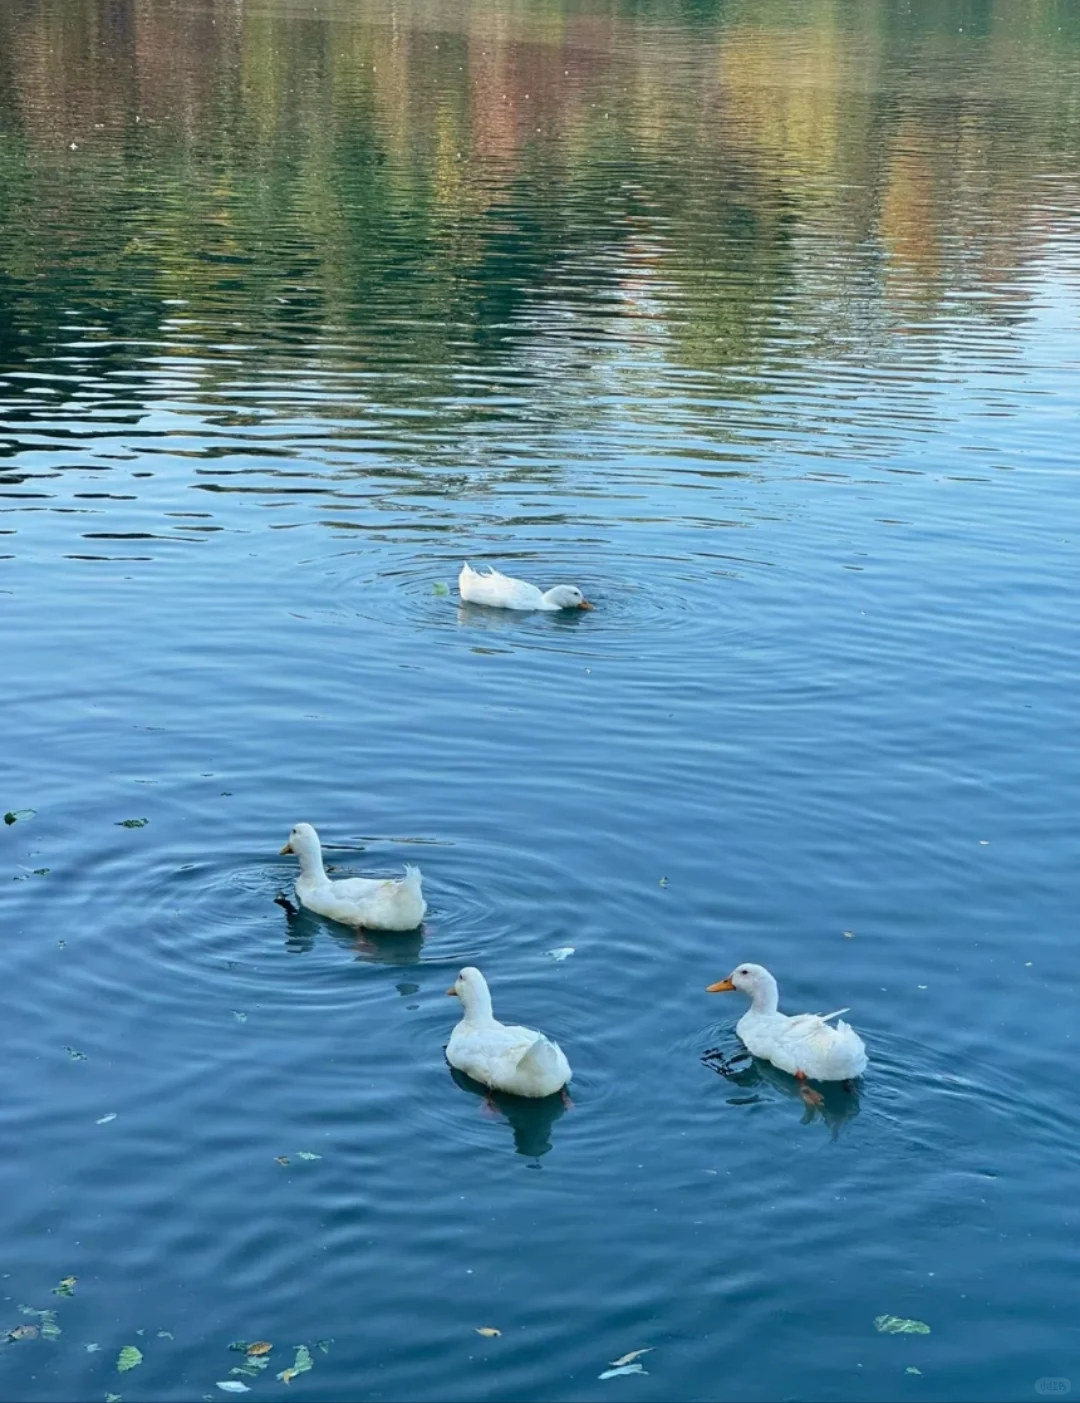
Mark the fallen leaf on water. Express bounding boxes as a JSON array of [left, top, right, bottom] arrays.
[[658, 877, 668, 887], [906, 1366, 923, 1375], [157, 1330, 174, 1340], [295, 1151, 321, 1161], [599, 1362, 648, 1379], [53, 1276, 77, 1296], [18, 1306, 60, 1339], [875, 1315, 931, 1335], [216, 1383, 250, 1394], [230, 1365, 261, 1378], [7, 1324, 38, 1340], [277, 1344, 313, 1383], [233, 1012, 247, 1023], [33, 868, 50, 877], [544, 947, 575, 962], [246, 1342, 272, 1356], [65, 1047, 87, 1061], [116, 818, 149, 828], [228, 1341, 250, 1353], [474, 1327, 501, 1338], [106, 1394, 122, 1403], [87, 1342, 101, 1352], [4, 809, 36, 825], [275, 1156, 290, 1166], [432, 581, 450, 597], [609, 1349, 653, 1367], [97, 1113, 117, 1124], [117, 1344, 143, 1372], [843, 930, 855, 939], [316, 1340, 332, 1354]]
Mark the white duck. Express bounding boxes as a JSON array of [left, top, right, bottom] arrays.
[[458, 562, 594, 612], [279, 822, 426, 931], [446, 967, 572, 1099], [707, 963, 867, 1084]]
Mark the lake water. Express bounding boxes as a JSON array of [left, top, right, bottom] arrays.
[[1, 0, 1079, 1399]]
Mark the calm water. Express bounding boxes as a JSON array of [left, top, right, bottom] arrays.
[[1, 0, 1079, 1399]]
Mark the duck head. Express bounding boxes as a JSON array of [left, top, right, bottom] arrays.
[[542, 584, 594, 610], [279, 822, 324, 872], [707, 962, 779, 1013], [447, 966, 495, 1020]]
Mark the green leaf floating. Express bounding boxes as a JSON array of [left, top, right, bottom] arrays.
[[117, 1345, 143, 1372], [116, 818, 148, 829], [432, 581, 450, 597], [875, 1315, 931, 1335], [277, 1344, 313, 1383], [4, 809, 36, 825]]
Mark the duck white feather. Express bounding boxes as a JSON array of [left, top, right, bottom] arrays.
[[707, 963, 867, 1081], [446, 967, 572, 1098], [458, 562, 593, 612], [280, 822, 425, 931]]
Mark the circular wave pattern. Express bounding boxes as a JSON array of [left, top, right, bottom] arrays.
[[312, 541, 754, 657]]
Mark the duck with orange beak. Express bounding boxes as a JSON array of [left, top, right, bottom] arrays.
[[445, 967, 572, 1100], [706, 963, 867, 1091]]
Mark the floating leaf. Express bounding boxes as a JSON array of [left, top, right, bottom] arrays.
[[295, 1151, 321, 1161], [906, 1366, 923, 1375], [658, 877, 668, 887], [4, 809, 36, 825], [216, 1384, 250, 1394], [610, 1349, 653, 1367], [230, 1365, 261, 1378], [115, 818, 148, 828], [8, 1324, 38, 1340], [277, 1345, 312, 1383], [33, 868, 50, 877], [599, 1362, 648, 1379], [53, 1276, 77, 1295], [233, 1011, 247, 1023], [106, 1395, 122, 1403], [316, 1340, 332, 1355], [65, 1048, 87, 1061], [875, 1315, 931, 1335], [432, 581, 450, 597], [275, 1156, 289, 1166], [117, 1344, 143, 1372], [157, 1330, 174, 1340], [474, 1327, 501, 1338], [843, 930, 855, 939], [246, 1342, 272, 1356], [18, 1305, 60, 1339], [544, 947, 575, 962], [87, 1342, 101, 1352], [97, 1113, 117, 1124], [228, 1341, 250, 1353]]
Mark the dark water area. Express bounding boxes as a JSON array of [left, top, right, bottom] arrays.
[[1, 0, 1078, 1399]]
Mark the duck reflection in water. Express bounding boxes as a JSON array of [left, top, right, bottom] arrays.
[[448, 1065, 569, 1159], [702, 1046, 862, 1139], [456, 602, 593, 633], [275, 895, 425, 966]]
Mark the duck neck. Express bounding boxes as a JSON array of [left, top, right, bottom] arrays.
[[295, 842, 327, 882], [460, 982, 495, 1025], [748, 973, 780, 1016]]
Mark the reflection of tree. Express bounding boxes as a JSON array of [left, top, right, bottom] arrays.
[[0, 0, 1077, 444]]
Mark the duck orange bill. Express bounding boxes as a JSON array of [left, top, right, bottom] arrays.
[[578, 599, 595, 610], [706, 978, 736, 992], [446, 986, 458, 996], [279, 842, 292, 854]]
